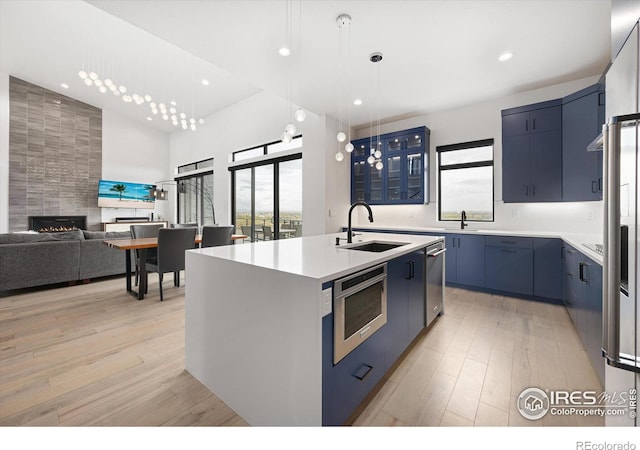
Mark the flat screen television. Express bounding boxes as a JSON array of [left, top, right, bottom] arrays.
[[97, 179, 156, 209]]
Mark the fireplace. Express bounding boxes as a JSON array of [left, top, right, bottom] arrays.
[[28, 216, 87, 232]]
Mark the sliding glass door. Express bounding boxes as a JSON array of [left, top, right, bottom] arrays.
[[231, 154, 302, 242], [177, 171, 214, 227]]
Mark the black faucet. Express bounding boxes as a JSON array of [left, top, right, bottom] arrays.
[[460, 210, 468, 230], [347, 202, 374, 243]]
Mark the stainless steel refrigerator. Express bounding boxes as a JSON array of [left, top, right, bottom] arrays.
[[602, 17, 640, 427]]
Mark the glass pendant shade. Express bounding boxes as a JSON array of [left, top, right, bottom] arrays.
[[337, 131, 346, 142], [98, 86, 107, 94], [294, 108, 306, 122], [78, 70, 88, 79], [367, 155, 375, 165], [374, 150, 382, 159], [375, 161, 383, 170], [83, 78, 93, 86], [281, 131, 293, 143], [345, 143, 354, 153], [335, 152, 344, 162], [118, 85, 127, 93], [285, 123, 296, 136], [89, 72, 98, 80], [198, 118, 205, 125]]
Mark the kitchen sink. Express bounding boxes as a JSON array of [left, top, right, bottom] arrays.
[[343, 241, 408, 252]]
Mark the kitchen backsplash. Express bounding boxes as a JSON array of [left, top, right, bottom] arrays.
[[352, 201, 603, 236]]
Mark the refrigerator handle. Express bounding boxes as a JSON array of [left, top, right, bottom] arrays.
[[602, 118, 640, 374]]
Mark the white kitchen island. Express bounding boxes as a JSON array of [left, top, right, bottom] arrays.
[[184, 231, 443, 426]]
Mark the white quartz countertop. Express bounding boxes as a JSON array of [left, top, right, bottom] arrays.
[[189, 232, 444, 282], [349, 225, 604, 265]]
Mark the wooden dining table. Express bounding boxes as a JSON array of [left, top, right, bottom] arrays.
[[103, 234, 248, 300]]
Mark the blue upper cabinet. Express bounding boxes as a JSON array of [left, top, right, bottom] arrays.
[[502, 100, 563, 203], [350, 126, 429, 205], [562, 83, 605, 201]]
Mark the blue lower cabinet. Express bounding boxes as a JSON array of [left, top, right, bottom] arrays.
[[533, 238, 563, 300], [322, 313, 387, 426], [386, 251, 425, 361], [455, 234, 486, 287], [485, 246, 533, 295], [445, 235, 457, 283]]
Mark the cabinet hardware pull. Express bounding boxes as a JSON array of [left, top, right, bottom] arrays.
[[526, 185, 529, 196], [579, 262, 588, 282], [532, 118, 536, 130], [592, 180, 598, 193], [501, 240, 517, 244], [525, 119, 528, 131], [598, 177, 602, 192], [458, 238, 461, 247], [353, 363, 373, 381], [427, 248, 447, 257], [501, 249, 517, 253], [532, 185, 535, 196], [405, 261, 413, 279], [410, 261, 415, 279]]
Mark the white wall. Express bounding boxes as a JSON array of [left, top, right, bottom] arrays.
[[351, 75, 604, 235], [0, 72, 9, 232], [169, 90, 351, 236], [101, 110, 170, 223]]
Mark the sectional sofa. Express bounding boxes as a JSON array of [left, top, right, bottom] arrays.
[[0, 229, 133, 292]]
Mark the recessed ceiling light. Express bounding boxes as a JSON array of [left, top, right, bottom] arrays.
[[201, 79, 210, 86], [353, 99, 363, 106], [498, 52, 513, 62], [279, 47, 291, 56], [146, 117, 152, 121], [60, 83, 69, 89]]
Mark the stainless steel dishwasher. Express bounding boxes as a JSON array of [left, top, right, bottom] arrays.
[[426, 240, 446, 327]]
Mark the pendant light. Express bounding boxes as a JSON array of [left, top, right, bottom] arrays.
[[368, 52, 384, 170], [334, 14, 352, 162]]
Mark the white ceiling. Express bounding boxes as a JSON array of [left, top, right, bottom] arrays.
[[1, 0, 611, 134]]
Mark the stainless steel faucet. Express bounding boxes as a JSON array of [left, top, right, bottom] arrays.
[[461, 210, 468, 229], [347, 202, 374, 243]]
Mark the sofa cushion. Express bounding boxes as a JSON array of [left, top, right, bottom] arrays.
[[82, 230, 106, 240], [105, 231, 131, 239], [0, 230, 83, 244]]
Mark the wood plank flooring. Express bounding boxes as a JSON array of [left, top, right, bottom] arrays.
[[0, 277, 603, 426]]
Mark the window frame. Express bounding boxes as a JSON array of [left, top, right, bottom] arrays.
[[229, 152, 302, 241], [436, 138, 494, 223], [232, 135, 302, 162], [175, 169, 215, 226]]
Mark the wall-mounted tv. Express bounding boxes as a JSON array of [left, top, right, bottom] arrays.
[[97, 179, 156, 209]]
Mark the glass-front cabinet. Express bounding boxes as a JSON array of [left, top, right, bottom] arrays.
[[350, 126, 429, 205]]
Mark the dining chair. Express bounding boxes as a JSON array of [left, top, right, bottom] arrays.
[[145, 227, 197, 301], [130, 223, 164, 288], [262, 225, 273, 241], [241, 225, 253, 242], [172, 223, 198, 228], [201, 225, 234, 248]]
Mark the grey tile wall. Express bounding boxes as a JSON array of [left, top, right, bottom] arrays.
[[9, 77, 102, 231]]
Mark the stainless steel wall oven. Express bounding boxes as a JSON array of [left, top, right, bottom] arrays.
[[333, 263, 387, 364]]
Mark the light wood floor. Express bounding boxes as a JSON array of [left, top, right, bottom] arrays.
[[0, 276, 603, 426]]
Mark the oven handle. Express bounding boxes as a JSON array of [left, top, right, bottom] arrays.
[[335, 272, 387, 299]]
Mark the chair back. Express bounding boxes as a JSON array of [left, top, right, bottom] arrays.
[[172, 223, 198, 229], [241, 226, 252, 240], [156, 227, 197, 273], [262, 225, 273, 240], [201, 225, 234, 248], [130, 224, 164, 260]]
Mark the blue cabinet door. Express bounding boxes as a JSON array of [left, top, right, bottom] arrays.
[[562, 85, 603, 201], [533, 238, 563, 300], [322, 312, 388, 426], [502, 103, 562, 203], [445, 234, 457, 283], [485, 246, 533, 295], [530, 129, 563, 201], [502, 134, 531, 202], [456, 234, 485, 287], [386, 254, 411, 363]]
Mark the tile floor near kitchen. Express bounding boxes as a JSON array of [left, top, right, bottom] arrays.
[[354, 286, 604, 426], [0, 278, 603, 426]]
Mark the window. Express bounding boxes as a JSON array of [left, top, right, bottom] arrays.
[[232, 136, 302, 162], [230, 154, 302, 242], [176, 158, 215, 227], [437, 139, 494, 222]]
